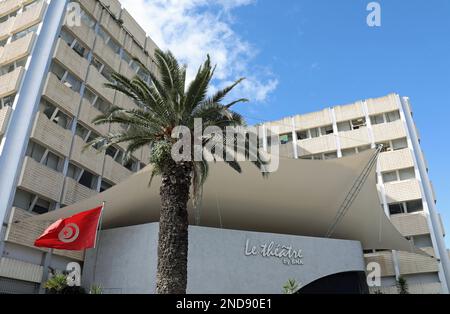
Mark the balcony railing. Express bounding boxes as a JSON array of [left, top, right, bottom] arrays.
[[0, 105, 12, 137], [17, 157, 64, 201], [31, 112, 73, 156], [390, 212, 430, 237], [0, 66, 24, 98], [0, 32, 35, 66]]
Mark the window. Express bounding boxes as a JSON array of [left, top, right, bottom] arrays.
[[75, 123, 90, 141], [398, 168, 415, 181], [385, 110, 401, 123], [324, 152, 337, 160], [67, 163, 82, 180], [11, 24, 39, 42], [50, 62, 82, 92], [59, 29, 89, 59], [297, 131, 308, 140], [392, 138, 408, 151], [0, 57, 28, 75], [309, 128, 320, 138], [382, 171, 397, 183], [80, 8, 96, 28], [321, 125, 334, 135], [351, 118, 366, 130], [342, 148, 356, 157], [91, 57, 115, 82], [12, 189, 55, 214], [26, 141, 64, 172], [39, 100, 73, 129], [0, 94, 15, 109], [84, 88, 111, 114], [280, 133, 292, 145], [370, 114, 384, 125], [124, 158, 138, 172], [406, 199, 423, 213], [26, 141, 46, 162], [337, 121, 352, 132], [100, 180, 114, 192], [78, 170, 98, 190], [389, 203, 404, 215]]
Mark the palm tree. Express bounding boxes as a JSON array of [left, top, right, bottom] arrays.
[[89, 49, 266, 294]]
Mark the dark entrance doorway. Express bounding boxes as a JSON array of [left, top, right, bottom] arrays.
[[298, 271, 369, 294]]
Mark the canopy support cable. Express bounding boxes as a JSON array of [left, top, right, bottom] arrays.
[[325, 146, 382, 238]]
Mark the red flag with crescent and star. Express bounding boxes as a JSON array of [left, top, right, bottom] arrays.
[[34, 206, 103, 251]]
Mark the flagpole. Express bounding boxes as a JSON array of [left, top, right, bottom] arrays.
[[92, 202, 105, 287]]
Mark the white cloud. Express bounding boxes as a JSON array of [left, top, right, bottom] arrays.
[[119, 0, 278, 103]]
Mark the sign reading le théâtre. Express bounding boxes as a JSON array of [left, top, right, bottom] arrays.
[[244, 239, 304, 266]]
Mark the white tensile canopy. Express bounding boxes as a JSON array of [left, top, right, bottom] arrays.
[[24, 149, 422, 253]]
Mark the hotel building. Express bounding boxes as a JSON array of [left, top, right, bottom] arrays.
[[260, 93, 450, 294], [0, 0, 157, 293], [0, 0, 448, 295]]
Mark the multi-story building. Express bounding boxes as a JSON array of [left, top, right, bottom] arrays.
[[261, 93, 450, 294], [0, 0, 157, 293]]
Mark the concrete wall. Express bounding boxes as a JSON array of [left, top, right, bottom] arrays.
[[83, 223, 365, 294]]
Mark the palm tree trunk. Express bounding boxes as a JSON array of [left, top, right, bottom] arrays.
[[156, 161, 192, 294]]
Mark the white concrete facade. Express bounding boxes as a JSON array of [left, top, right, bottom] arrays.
[[262, 93, 450, 294], [0, 0, 157, 294]]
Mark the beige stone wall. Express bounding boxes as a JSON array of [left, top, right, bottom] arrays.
[[0, 66, 24, 98]]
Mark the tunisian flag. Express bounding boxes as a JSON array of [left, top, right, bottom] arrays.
[[34, 206, 103, 251]]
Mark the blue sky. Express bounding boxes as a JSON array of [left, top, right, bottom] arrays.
[[229, 0, 450, 245], [122, 0, 450, 246]]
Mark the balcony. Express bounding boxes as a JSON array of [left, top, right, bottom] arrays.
[[0, 33, 35, 66], [53, 38, 89, 80], [70, 136, 105, 175], [372, 120, 407, 143], [78, 99, 108, 135], [0, 0, 21, 18], [369, 282, 442, 294], [0, 257, 43, 284], [42, 73, 81, 116], [279, 143, 295, 159], [4, 207, 49, 252], [364, 251, 396, 277], [62, 177, 97, 206], [338, 127, 371, 150], [390, 212, 430, 237], [86, 65, 115, 104], [103, 155, 132, 184], [17, 157, 64, 201], [0, 66, 24, 98], [30, 112, 72, 156], [12, 0, 46, 34], [79, 0, 102, 20], [114, 91, 138, 111], [93, 38, 121, 72], [0, 17, 14, 40], [293, 109, 332, 131], [297, 134, 337, 156], [121, 9, 147, 47], [0, 105, 12, 137], [366, 94, 399, 116], [64, 22, 96, 49], [384, 179, 422, 203], [378, 149, 414, 173], [119, 59, 136, 80], [334, 102, 364, 123], [99, 12, 125, 45], [397, 251, 439, 275], [5, 207, 84, 261]]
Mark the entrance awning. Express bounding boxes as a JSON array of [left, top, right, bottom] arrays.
[[23, 149, 422, 253]]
